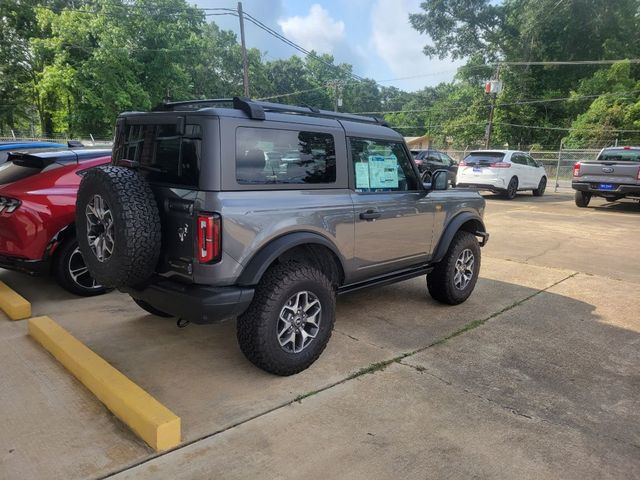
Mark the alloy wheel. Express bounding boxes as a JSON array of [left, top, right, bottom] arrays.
[[277, 290, 322, 354], [85, 194, 115, 262], [453, 248, 475, 290], [68, 246, 102, 290]]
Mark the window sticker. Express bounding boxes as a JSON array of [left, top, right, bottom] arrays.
[[355, 162, 370, 189], [368, 154, 399, 189]]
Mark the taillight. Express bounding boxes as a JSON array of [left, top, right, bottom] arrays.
[[637, 166, 640, 180], [489, 162, 511, 168], [197, 214, 221, 263], [573, 163, 581, 177], [0, 196, 21, 213]]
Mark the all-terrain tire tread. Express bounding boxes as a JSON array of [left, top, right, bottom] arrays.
[[427, 231, 480, 305], [76, 166, 161, 288], [237, 261, 335, 376]]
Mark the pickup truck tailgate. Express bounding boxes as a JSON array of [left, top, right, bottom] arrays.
[[578, 161, 640, 185]]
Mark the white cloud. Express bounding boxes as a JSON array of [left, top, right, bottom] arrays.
[[370, 0, 463, 91], [278, 4, 346, 54]]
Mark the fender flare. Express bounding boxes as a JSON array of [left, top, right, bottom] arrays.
[[237, 232, 344, 286], [432, 212, 487, 264]]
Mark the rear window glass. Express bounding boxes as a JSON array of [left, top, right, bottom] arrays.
[[0, 162, 42, 185], [114, 122, 202, 187], [236, 127, 336, 185], [597, 149, 640, 162], [463, 152, 505, 164]]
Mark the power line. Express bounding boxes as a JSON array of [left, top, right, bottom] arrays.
[[496, 59, 640, 66], [257, 85, 328, 101]]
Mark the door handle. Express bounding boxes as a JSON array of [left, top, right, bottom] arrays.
[[359, 210, 381, 220]]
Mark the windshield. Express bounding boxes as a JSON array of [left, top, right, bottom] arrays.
[[463, 152, 505, 164], [597, 149, 640, 162]]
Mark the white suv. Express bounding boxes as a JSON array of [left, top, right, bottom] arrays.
[[456, 150, 547, 199]]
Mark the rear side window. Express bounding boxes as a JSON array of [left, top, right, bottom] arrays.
[[511, 154, 527, 165], [114, 123, 202, 187], [463, 152, 505, 164], [236, 127, 336, 185], [598, 149, 640, 162], [0, 162, 42, 185]]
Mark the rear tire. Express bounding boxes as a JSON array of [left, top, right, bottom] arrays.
[[503, 177, 518, 200], [53, 237, 109, 297], [237, 261, 335, 376], [532, 176, 547, 197], [427, 231, 481, 305], [132, 297, 173, 317], [575, 191, 591, 208]]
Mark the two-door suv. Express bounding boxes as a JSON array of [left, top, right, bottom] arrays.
[[76, 98, 489, 375]]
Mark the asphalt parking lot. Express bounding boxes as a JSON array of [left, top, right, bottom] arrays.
[[1, 191, 638, 480]]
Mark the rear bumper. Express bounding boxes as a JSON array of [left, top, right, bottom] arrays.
[[123, 278, 254, 324], [0, 255, 49, 275], [456, 183, 505, 193], [572, 182, 640, 196]]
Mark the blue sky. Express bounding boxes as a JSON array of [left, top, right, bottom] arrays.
[[191, 0, 463, 91]]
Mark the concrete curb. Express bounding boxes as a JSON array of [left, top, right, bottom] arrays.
[[28, 316, 181, 451]]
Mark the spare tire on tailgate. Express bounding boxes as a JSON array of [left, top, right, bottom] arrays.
[[76, 166, 161, 288]]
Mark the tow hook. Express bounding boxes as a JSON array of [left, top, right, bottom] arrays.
[[176, 318, 190, 328], [475, 231, 490, 247]]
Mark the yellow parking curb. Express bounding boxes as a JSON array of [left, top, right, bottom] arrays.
[[0, 281, 31, 320], [28, 316, 181, 451]]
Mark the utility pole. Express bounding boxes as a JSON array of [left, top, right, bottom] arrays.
[[484, 66, 502, 149], [485, 94, 496, 149], [237, 2, 250, 97], [331, 81, 343, 112]]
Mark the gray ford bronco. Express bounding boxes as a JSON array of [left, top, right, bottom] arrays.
[[76, 97, 489, 375]]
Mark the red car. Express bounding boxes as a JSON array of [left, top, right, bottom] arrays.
[[0, 148, 112, 295]]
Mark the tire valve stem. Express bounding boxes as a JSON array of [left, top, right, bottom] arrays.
[[176, 318, 190, 328]]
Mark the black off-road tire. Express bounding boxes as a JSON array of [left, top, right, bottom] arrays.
[[132, 297, 173, 317], [237, 261, 336, 376], [532, 176, 547, 197], [53, 237, 109, 297], [427, 231, 481, 305], [575, 191, 591, 208], [503, 177, 518, 199], [76, 166, 161, 288]]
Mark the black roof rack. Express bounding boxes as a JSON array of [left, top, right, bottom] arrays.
[[153, 98, 234, 111], [154, 96, 389, 127]]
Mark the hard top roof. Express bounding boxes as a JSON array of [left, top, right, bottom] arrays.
[[119, 96, 404, 142]]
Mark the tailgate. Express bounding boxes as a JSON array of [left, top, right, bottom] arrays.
[[152, 186, 197, 279], [579, 161, 640, 185]]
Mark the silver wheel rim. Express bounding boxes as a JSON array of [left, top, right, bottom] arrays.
[[277, 290, 322, 354], [454, 248, 475, 290], [68, 246, 102, 290], [85, 194, 114, 262]]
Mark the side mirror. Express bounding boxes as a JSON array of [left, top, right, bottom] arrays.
[[422, 169, 449, 191]]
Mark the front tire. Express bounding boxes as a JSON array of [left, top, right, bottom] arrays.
[[427, 231, 481, 305], [237, 261, 336, 376], [575, 191, 591, 208], [53, 237, 109, 296]]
